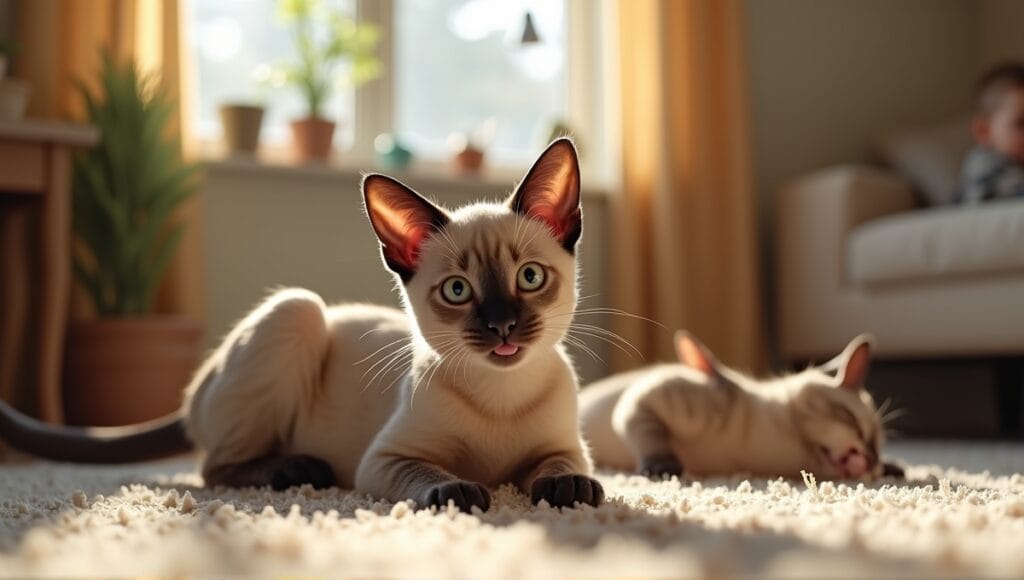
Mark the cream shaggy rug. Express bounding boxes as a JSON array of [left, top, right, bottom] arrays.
[[1, 441, 1023, 578]]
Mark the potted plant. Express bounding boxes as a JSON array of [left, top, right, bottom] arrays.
[[449, 132, 486, 175], [448, 119, 496, 175], [218, 66, 276, 156], [219, 101, 265, 156], [275, 0, 381, 162], [65, 52, 203, 426]]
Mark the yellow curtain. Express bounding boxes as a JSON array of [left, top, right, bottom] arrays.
[[14, 0, 205, 323], [611, 0, 766, 372]]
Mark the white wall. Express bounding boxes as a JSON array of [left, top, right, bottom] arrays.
[[0, 0, 13, 41], [743, 0, 1024, 352], [978, 0, 1024, 67], [200, 161, 611, 383], [745, 0, 979, 228]]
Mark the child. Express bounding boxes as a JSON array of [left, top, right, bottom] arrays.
[[959, 63, 1024, 204]]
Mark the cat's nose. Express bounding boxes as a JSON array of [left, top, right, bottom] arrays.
[[487, 319, 516, 339]]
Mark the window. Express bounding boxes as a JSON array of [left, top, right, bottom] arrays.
[[394, 0, 568, 165], [185, 0, 606, 173], [185, 0, 356, 149]]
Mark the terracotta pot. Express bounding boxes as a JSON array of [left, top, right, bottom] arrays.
[[290, 117, 336, 162], [453, 146, 485, 174], [63, 317, 203, 426], [219, 103, 264, 155]]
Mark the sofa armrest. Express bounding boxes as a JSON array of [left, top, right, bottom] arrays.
[[776, 165, 916, 358], [780, 164, 916, 238]]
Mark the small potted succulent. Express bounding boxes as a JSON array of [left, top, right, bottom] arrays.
[[66, 53, 203, 426], [448, 119, 496, 175], [218, 101, 266, 156], [449, 133, 485, 175], [218, 100, 265, 156], [219, 66, 276, 156], [274, 0, 381, 162]]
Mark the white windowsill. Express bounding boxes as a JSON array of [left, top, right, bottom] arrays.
[[195, 145, 613, 198]]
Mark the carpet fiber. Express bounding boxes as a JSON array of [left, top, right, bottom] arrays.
[[1, 441, 1023, 577]]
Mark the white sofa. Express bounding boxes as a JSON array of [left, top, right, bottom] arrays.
[[776, 164, 1024, 361]]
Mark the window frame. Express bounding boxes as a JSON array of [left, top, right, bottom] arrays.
[[189, 0, 613, 185]]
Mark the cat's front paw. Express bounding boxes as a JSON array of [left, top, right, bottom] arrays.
[[881, 460, 906, 479], [270, 455, 336, 490], [639, 454, 683, 479], [424, 481, 491, 513], [531, 474, 604, 508]]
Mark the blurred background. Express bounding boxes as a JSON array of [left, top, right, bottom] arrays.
[[0, 0, 1022, 440]]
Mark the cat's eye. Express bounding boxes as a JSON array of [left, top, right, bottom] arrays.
[[440, 276, 473, 304], [516, 262, 546, 292]]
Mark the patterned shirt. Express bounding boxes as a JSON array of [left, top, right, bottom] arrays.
[[957, 146, 1024, 204]]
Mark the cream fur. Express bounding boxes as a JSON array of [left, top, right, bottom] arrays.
[[352, 204, 593, 504], [580, 339, 888, 481], [182, 143, 595, 508]]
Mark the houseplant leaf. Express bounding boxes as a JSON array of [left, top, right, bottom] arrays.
[[72, 51, 200, 317]]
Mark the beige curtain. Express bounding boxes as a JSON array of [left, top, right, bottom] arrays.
[[611, 0, 766, 372], [15, 0, 205, 322]]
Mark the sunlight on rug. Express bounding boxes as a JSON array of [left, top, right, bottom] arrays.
[[1, 441, 1022, 577]]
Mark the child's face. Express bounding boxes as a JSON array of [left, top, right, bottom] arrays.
[[974, 87, 1024, 163]]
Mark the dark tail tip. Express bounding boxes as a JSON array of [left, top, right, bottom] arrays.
[[0, 399, 193, 463]]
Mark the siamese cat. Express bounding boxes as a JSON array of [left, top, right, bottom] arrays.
[[580, 331, 905, 481], [0, 139, 603, 512]]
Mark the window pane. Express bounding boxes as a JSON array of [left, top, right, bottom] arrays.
[[185, 0, 356, 149], [395, 0, 568, 165]]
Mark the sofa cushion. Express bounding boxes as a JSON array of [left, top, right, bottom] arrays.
[[847, 199, 1024, 286], [874, 117, 973, 206]]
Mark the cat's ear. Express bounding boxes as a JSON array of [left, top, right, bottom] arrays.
[[508, 138, 582, 252], [674, 330, 721, 379], [362, 174, 450, 282], [830, 334, 874, 391]]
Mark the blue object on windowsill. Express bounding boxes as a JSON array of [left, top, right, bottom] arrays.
[[374, 133, 413, 170]]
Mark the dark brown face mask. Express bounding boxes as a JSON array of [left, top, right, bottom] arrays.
[[451, 257, 562, 366]]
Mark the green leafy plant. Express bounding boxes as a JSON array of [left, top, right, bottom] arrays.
[[72, 53, 201, 316], [275, 0, 381, 119]]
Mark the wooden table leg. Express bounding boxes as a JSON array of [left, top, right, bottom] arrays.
[[0, 205, 29, 405], [36, 145, 70, 423]]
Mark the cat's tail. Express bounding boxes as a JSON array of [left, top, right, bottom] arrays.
[[0, 400, 193, 463]]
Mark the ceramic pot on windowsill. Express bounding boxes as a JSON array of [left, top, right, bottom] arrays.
[[453, 144, 485, 175], [291, 117, 336, 162], [219, 103, 264, 156]]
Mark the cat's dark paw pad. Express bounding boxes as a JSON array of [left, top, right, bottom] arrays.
[[270, 455, 336, 491], [424, 481, 491, 513], [639, 454, 683, 479], [881, 461, 906, 479], [531, 474, 604, 508]]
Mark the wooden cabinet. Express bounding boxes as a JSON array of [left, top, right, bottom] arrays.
[[0, 120, 98, 423]]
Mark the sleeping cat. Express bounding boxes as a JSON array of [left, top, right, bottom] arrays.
[[0, 139, 602, 512], [580, 331, 905, 480]]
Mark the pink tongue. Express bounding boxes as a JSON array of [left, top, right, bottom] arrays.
[[493, 343, 520, 356], [843, 452, 868, 477]]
